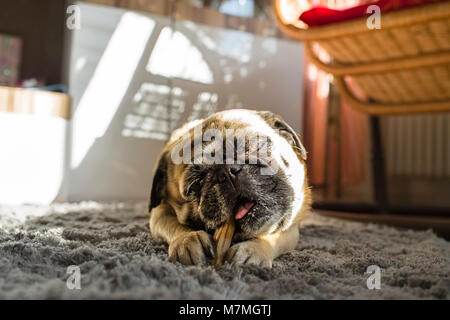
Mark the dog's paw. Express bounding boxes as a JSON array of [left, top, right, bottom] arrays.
[[168, 231, 214, 265], [224, 240, 273, 268]]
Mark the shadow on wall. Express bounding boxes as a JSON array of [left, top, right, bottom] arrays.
[[63, 3, 303, 202]]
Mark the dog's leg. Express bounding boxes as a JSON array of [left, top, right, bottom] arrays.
[[149, 203, 214, 265], [224, 225, 300, 268]]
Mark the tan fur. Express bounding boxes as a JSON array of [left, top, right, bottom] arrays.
[[149, 110, 311, 267]]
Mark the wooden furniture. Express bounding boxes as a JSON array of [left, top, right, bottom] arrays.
[[274, 0, 450, 115], [0, 86, 71, 119], [273, 0, 450, 219]]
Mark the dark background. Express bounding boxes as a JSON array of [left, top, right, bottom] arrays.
[[0, 0, 67, 85]]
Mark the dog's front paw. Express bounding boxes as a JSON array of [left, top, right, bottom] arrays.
[[168, 231, 214, 265], [224, 240, 273, 268]]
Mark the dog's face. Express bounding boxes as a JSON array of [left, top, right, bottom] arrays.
[[149, 109, 309, 240]]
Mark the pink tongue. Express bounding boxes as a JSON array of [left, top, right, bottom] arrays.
[[234, 201, 255, 220]]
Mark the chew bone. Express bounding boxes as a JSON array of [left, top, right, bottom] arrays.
[[212, 217, 235, 266]]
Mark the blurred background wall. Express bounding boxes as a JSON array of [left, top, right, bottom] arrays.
[[64, 2, 304, 201]]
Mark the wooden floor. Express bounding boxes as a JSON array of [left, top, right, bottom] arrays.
[[316, 210, 450, 240]]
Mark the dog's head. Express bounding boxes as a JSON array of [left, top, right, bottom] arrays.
[[149, 109, 309, 240]]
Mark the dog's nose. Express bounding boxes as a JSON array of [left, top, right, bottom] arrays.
[[217, 165, 241, 185]]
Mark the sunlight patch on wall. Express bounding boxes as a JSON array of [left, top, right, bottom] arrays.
[[71, 13, 155, 169], [122, 83, 187, 140], [147, 27, 213, 84], [187, 92, 219, 121], [74, 56, 87, 74], [122, 87, 222, 140], [225, 94, 244, 109]]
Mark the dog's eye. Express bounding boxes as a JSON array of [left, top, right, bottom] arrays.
[[185, 166, 206, 197], [185, 180, 201, 197], [279, 129, 296, 147]]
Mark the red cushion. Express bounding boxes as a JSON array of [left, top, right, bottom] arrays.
[[299, 0, 444, 27]]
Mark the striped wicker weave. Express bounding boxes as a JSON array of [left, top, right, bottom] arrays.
[[274, 0, 450, 115]]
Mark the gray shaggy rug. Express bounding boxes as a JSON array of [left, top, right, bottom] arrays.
[[0, 202, 448, 300]]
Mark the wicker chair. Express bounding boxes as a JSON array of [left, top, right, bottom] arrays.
[[274, 0, 450, 115]]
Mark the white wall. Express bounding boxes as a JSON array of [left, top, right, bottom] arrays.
[[0, 113, 67, 205], [66, 2, 304, 202]]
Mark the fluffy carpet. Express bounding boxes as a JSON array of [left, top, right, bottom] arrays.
[[0, 202, 448, 299]]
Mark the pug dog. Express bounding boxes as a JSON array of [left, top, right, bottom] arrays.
[[148, 109, 311, 268]]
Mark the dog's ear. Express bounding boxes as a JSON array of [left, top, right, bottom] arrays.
[[257, 111, 307, 161], [149, 152, 168, 212]]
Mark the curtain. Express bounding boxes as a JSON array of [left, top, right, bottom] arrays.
[[298, 0, 370, 189]]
